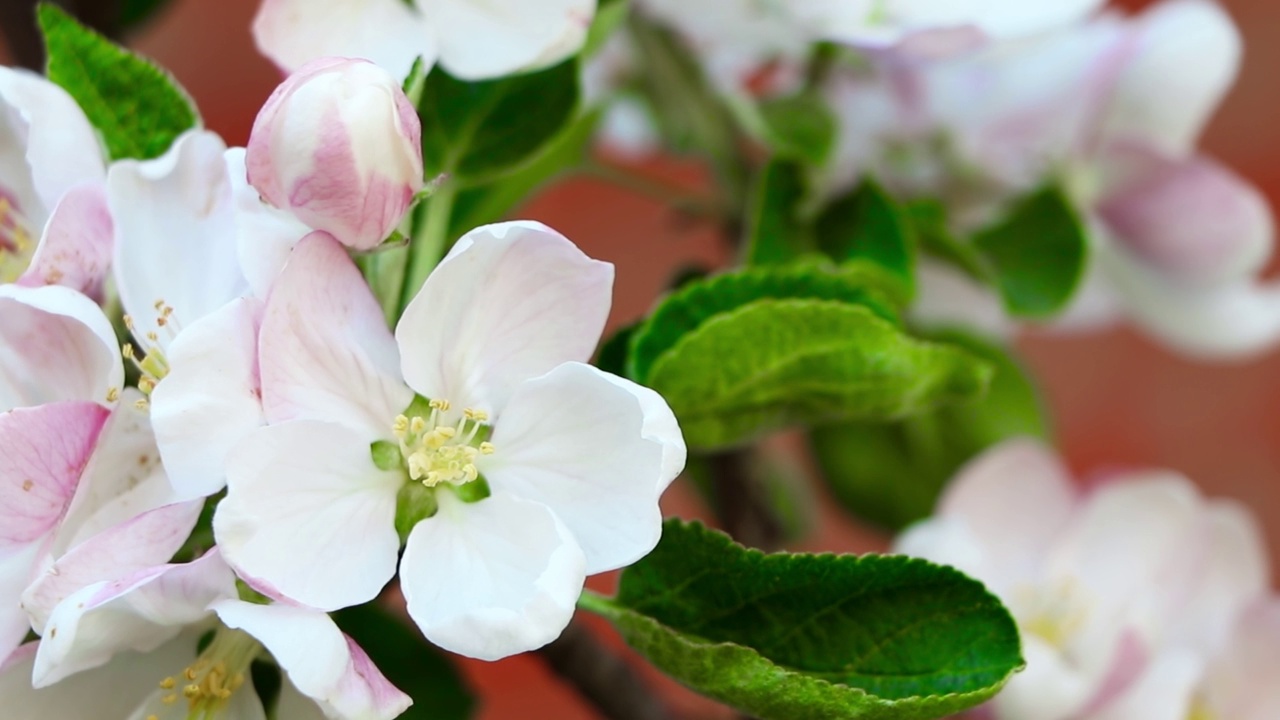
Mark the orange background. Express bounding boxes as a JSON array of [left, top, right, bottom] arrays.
[[4, 0, 1279, 717]]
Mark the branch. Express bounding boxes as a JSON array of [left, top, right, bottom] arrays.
[[537, 618, 679, 720], [708, 449, 786, 552], [0, 0, 121, 70]]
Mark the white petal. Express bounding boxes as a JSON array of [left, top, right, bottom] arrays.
[[989, 634, 1092, 720], [108, 129, 248, 353], [1089, 650, 1203, 720], [423, 0, 594, 80], [227, 147, 312, 299], [0, 543, 44, 658], [151, 297, 266, 500], [253, 0, 435, 78], [215, 421, 402, 611], [0, 284, 123, 410], [397, 221, 612, 415], [597, 372, 687, 492], [910, 260, 1015, 339], [259, 232, 411, 440], [488, 363, 669, 573], [401, 490, 585, 660], [1201, 601, 1280, 720], [213, 600, 411, 720], [882, 0, 1107, 41]]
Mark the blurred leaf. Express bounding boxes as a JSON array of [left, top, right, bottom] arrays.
[[907, 199, 990, 284], [594, 321, 639, 378], [585, 520, 1024, 720], [972, 186, 1088, 319], [39, 3, 198, 161], [334, 603, 476, 720], [811, 330, 1049, 530], [744, 159, 811, 266], [759, 91, 837, 166], [120, 0, 175, 30], [419, 59, 580, 184], [582, 0, 631, 58], [815, 179, 916, 298]]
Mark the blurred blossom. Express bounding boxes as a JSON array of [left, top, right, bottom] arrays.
[[246, 58, 423, 252], [253, 0, 596, 80], [896, 439, 1270, 720]]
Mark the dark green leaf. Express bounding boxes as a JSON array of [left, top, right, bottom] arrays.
[[745, 159, 812, 266], [815, 179, 916, 298], [419, 59, 580, 184], [759, 91, 837, 166], [629, 264, 902, 383], [333, 603, 475, 720], [811, 330, 1048, 530], [586, 520, 1023, 720], [121, 0, 175, 29], [595, 321, 640, 378], [972, 186, 1088, 318], [39, 3, 198, 161]]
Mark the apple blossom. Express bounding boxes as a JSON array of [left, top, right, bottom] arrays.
[[1188, 601, 1280, 720], [246, 57, 423, 253], [0, 68, 111, 297], [213, 222, 685, 660], [895, 439, 1269, 720], [253, 0, 596, 81]]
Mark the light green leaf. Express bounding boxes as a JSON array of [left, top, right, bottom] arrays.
[[39, 3, 198, 161], [644, 300, 992, 449], [585, 520, 1023, 720], [759, 91, 838, 166], [418, 59, 580, 184], [582, 0, 631, 58], [333, 603, 475, 720], [815, 179, 916, 298], [628, 264, 902, 383], [744, 159, 812, 266], [972, 186, 1088, 318], [811, 330, 1049, 530]]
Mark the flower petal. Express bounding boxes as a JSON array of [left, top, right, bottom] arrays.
[[487, 363, 669, 574], [0, 543, 44, 658], [253, 0, 435, 78], [151, 297, 266, 500], [107, 129, 247, 354], [1089, 650, 1203, 720], [0, 284, 123, 410], [1201, 601, 1280, 720], [989, 633, 1093, 720], [227, 147, 311, 299], [214, 420, 402, 611], [213, 600, 411, 720], [259, 231, 411, 440], [397, 221, 612, 415], [401, 490, 586, 660], [18, 182, 113, 298], [423, 0, 594, 80], [597, 372, 687, 492]]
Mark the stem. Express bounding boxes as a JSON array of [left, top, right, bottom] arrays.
[[583, 159, 726, 221], [708, 449, 786, 552], [399, 182, 457, 312], [537, 616, 678, 720]]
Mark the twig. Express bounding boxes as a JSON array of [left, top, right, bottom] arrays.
[[708, 449, 786, 552], [537, 618, 678, 720]]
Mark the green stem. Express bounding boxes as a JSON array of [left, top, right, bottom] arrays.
[[576, 589, 622, 619], [399, 182, 458, 312], [582, 160, 726, 220]]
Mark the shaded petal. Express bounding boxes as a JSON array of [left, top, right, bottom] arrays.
[[910, 261, 1015, 339], [214, 420, 402, 611], [259, 231, 411, 440], [397, 221, 612, 415], [1201, 601, 1280, 720], [226, 147, 311, 299], [0, 543, 44, 658], [214, 600, 411, 720], [1090, 650, 1203, 720], [885, 0, 1107, 42], [18, 182, 113, 298], [0, 284, 123, 410], [401, 491, 585, 661], [989, 634, 1092, 720], [151, 298, 266, 500], [487, 363, 668, 573], [108, 129, 247, 353], [32, 552, 235, 686], [253, 0, 435, 78], [424, 0, 594, 80], [597, 372, 687, 492]]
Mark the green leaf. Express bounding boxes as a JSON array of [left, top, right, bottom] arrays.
[[333, 603, 475, 720], [759, 91, 838, 166], [418, 59, 580, 184], [644, 300, 992, 449], [629, 264, 902, 384], [39, 3, 198, 161], [586, 520, 1023, 720], [972, 186, 1088, 319], [594, 321, 640, 378], [582, 0, 631, 58], [815, 179, 916, 298], [745, 159, 812, 266], [811, 330, 1049, 530], [121, 0, 175, 29], [906, 200, 990, 284]]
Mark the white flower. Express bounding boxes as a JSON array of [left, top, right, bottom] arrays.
[[212, 222, 685, 660]]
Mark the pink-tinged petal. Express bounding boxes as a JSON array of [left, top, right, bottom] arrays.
[[259, 232, 411, 439], [213, 600, 411, 719], [1201, 601, 1280, 720], [1089, 650, 1203, 720], [487, 363, 668, 574], [0, 402, 108, 549], [21, 501, 203, 634], [151, 298, 266, 500], [107, 129, 248, 354], [1102, 0, 1241, 157], [402, 491, 586, 661], [424, 0, 594, 80], [0, 68, 104, 215], [0, 284, 123, 410], [214, 420, 402, 611], [226, 147, 312, 299], [253, 0, 435, 78], [397, 221, 613, 415], [17, 182, 113, 298], [988, 634, 1092, 720], [1098, 148, 1273, 285], [32, 552, 236, 687]]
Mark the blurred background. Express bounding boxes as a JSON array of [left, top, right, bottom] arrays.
[[2, 0, 1278, 717]]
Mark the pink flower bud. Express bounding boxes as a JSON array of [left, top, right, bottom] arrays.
[[247, 57, 423, 251]]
